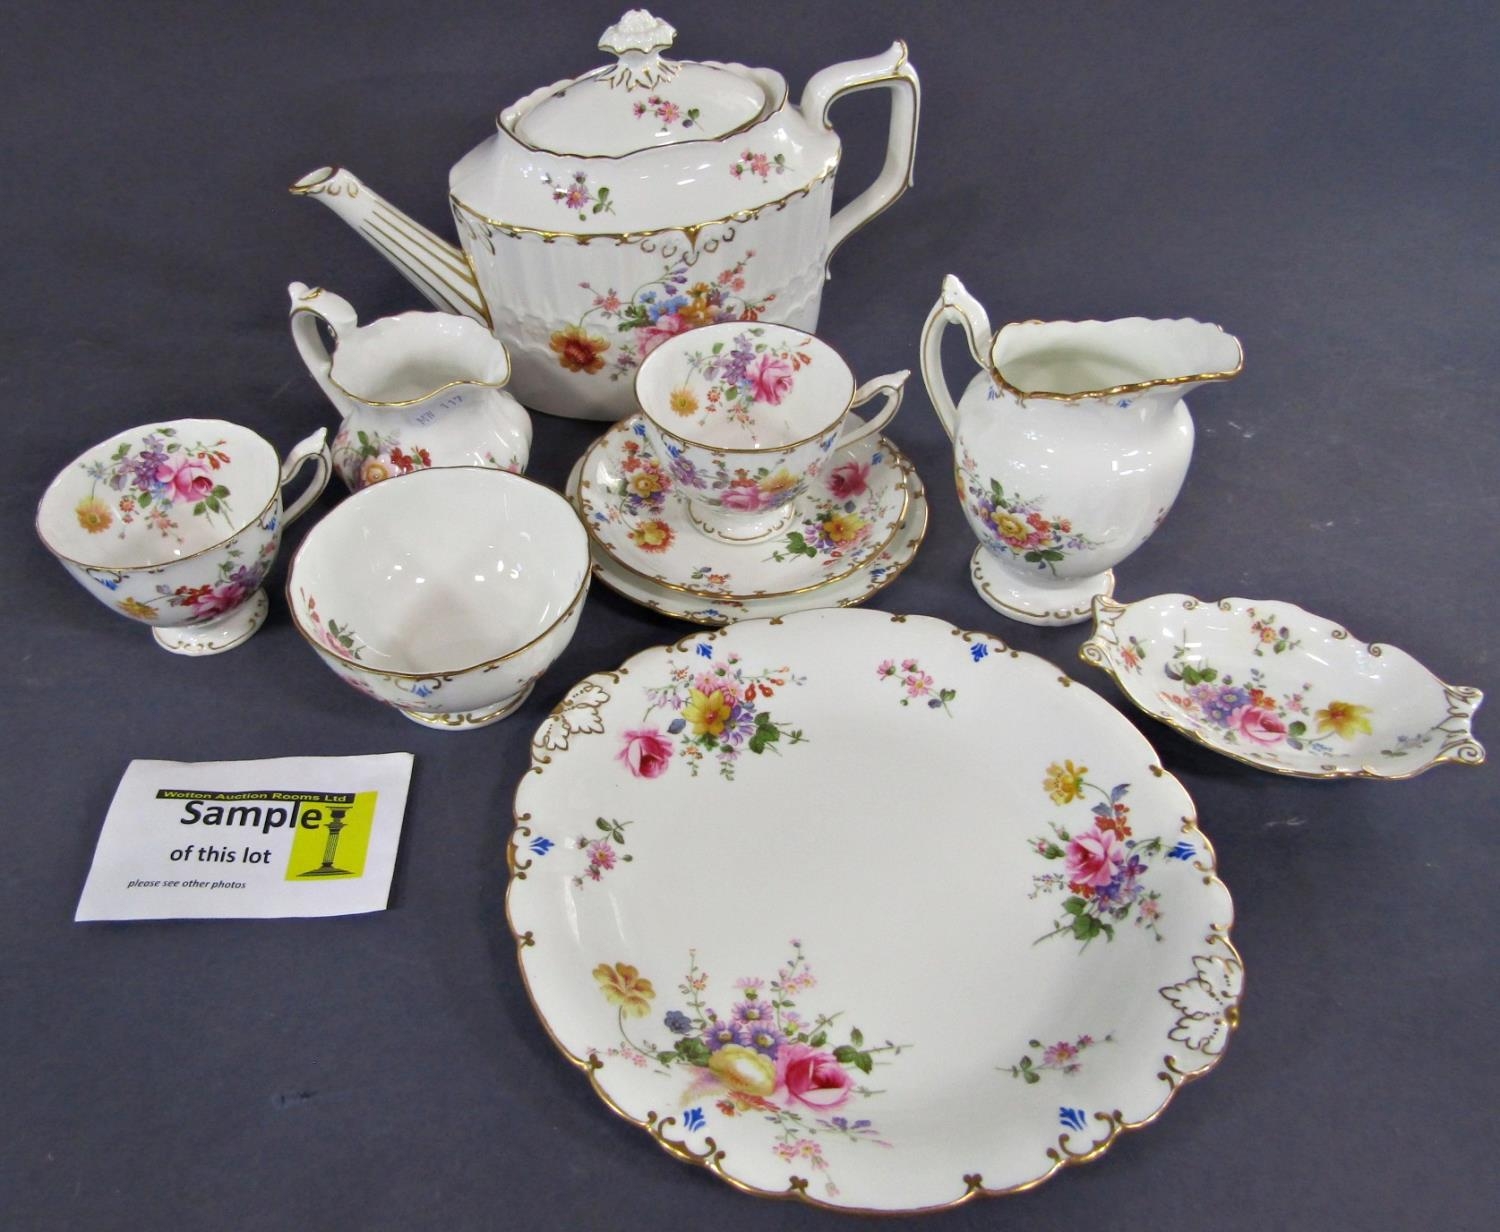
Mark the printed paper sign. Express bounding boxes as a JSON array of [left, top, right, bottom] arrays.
[[76, 754, 414, 921]]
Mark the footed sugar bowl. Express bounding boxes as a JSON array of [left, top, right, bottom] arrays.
[[921, 276, 1244, 626], [293, 9, 920, 420]]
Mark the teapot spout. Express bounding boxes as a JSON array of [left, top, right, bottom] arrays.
[[289, 166, 491, 328]]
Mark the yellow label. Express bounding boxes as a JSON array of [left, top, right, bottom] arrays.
[[284, 792, 377, 881]]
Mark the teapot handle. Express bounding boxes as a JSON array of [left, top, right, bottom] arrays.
[[287, 282, 359, 412], [802, 41, 920, 271], [919, 275, 993, 441]]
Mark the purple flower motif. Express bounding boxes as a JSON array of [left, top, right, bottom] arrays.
[[733, 998, 774, 1027], [701, 1016, 743, 1051], [663, 1010, 692, 1034], [741, 1020, 786, 1056]]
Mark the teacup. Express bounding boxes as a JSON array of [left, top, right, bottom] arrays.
[[36, 419, 331, 654], [634, 322, 908, 543], [286, 467, 590, 729]]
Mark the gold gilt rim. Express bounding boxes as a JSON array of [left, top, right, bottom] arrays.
[[503, 611, 1243, 1214], [1079, 593, 1486, 781], [969, 552, 1115, 625], [37, 420, 290, 573], [584, 465, 931, 625], [986, 318, 1245, 404], [284, 467, 590, 681], [572, 425, 913, 600], [495, 60, 789, 161], [448, 156, 838, 245], [634, 324, 864, 457], [290, 296, 512, 410]]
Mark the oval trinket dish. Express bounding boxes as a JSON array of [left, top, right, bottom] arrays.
[[1080, 594, 1485, 780]]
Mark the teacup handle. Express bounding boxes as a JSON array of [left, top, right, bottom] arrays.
[[838, 369, 909, 447], [279, 427, 333, 527], [919, 274, 994, 440]]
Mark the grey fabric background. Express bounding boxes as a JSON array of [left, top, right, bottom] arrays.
[[4, 1, 1496, 1227]]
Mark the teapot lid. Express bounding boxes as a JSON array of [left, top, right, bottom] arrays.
[[508, 10, 771, 157]]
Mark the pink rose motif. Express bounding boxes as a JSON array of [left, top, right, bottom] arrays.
[[190, 581, 248, 620], [719, 484, 765, 512], [617, 728, 673, 779], [638, 312, 691, 358], [827, 461, 870, 499], [775, 1043, 853, 1110], [1235, 705, 1288, 745], [749, 353, 795, 405], [157, 457, 215, 503], [1064, 826, 1124, 888]]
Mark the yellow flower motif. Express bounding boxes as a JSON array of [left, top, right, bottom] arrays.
[[628, 519, 674, 553], [592, 962, 655, 1018], [116, 597, 156, 621], [708, 1044, 777, 1096], [75, 496, 113, 534], [1315, 700, 1374, 740], [361, 458, 392, 486], [628, 470, 664, 497], [821, 510, 867, 544], [1044, 759, 1087, 805], [758, 469, 798, 495], [683, 688, 732, 737], [993, 511, 1028, 542], [668, 387, 699, 416]]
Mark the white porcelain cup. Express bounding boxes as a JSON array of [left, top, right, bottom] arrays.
[[287, 467, 590, 729], [634, 321, 908, 543], [36, 419, 331, 654]]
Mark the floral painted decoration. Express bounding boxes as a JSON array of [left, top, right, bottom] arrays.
[[547, 170, 615, 222], [957, 449, 1098, 573], [1028, 762, 1166, 949], [729, 150, 787, 180], [76, 427, 234, 543], [299, 590, 364, 661], [569, 817, 635, 888], [670, 328, 813, 430], [620, 645, 807, 780], [1003, 1033, 1114, 1084], [113, 537, 276, 625], [632, 94, 700, 129], [875, 659, 956, 715], [552, 252, 774, 382], [593, 943, 907, 1200], [333, 428, 434, 489], [1160, 637, 1372, 754]]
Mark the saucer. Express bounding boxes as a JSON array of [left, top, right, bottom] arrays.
[[575, 418, 911, 600], [1081, 594, 1486, 779], [509, 609, 1240, 1212], [567, 454, 928, 625]]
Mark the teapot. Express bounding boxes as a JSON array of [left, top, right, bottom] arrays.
[[292, 9, 919, 421], [288, 283, 531, 492]]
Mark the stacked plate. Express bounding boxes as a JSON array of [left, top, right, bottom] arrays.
[[566, 418, 928, 624]]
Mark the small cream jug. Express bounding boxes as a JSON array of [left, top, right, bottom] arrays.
[[288, 283, 532, 491], [921, 275, 1244, 626]]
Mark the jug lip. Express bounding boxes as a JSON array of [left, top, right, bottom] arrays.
[[988, 317, 1244, 403], [296, 307, 514, 408]]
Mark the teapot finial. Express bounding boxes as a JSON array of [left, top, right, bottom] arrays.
[[598, 10, 679, 90], [599, 10, 676, 55]]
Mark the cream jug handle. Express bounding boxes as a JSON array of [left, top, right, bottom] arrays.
[[838, 369, 909, 447], [919, 275, 993, 440], [802, 42, 920, 271], [287, 282, 360, 410], [277, 428, 333, 528]]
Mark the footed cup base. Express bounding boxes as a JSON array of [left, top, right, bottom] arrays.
[[153, 589, 269, 655], [969, 549, 1114, 627], [398, 681, 536, 731]]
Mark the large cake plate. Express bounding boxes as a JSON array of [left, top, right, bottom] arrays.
[[507, 610, 1241, 1212]]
